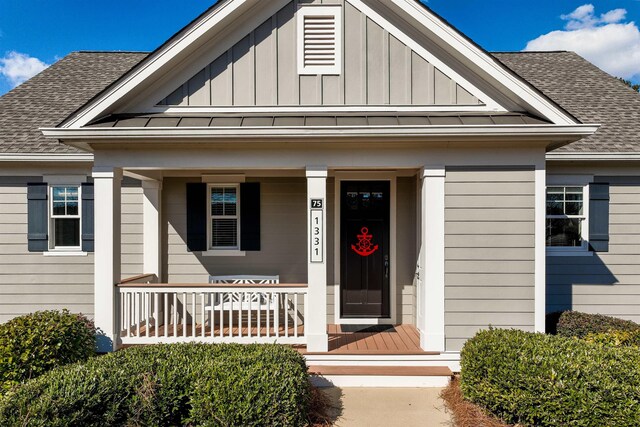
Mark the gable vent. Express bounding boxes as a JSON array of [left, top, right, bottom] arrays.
[[304, 15, 337, 67], [298, 6, 342, 75]]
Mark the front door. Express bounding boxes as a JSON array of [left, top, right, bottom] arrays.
[[340, 181, 390, 318]]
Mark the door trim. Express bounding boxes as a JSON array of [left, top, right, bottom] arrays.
[[333, 172, 397, 325]]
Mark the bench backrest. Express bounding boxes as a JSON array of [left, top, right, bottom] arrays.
[[209, 275, 280, 285]]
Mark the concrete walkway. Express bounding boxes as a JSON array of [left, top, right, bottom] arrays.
[[321, 387, 452, 426]]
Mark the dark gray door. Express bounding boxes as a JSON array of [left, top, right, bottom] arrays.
[[340, 181, 390, 318]]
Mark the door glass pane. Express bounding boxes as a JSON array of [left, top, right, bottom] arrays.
[[546, 218, 582, 247], [54, 218, 80, 247]]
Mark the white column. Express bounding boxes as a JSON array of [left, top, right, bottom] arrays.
[[142, 180, 162, 280], [93, 167, 122, 352], [534, 165, 546, 332], [419, 166, 446, 352], [306, 167, 329, 352]]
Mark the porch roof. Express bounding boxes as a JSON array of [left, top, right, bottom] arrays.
[[87, 112, 550, 128]]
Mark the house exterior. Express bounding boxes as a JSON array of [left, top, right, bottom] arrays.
[[0, 0, 638, 376]]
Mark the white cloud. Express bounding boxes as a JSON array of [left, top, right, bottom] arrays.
[[525, 4, 640, 80], [0, 51, 49, 88]]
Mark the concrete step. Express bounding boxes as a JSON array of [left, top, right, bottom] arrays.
[[308, 365, 453, 388]]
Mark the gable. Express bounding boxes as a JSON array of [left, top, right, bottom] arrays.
[[157, 0, 482, 108], [57, 0, 580, 129]]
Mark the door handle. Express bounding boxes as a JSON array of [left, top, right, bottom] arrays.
[[384, 255, 390, 279]]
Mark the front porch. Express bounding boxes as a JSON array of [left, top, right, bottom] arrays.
[[93, 166, 448, 355], [117, 275, 427, 355]]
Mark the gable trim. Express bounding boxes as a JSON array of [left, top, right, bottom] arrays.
[[148, 105, 496, 114], [61, 0, 289, 129], [388, 0, 578, 125], [347, 0, 501, 112]]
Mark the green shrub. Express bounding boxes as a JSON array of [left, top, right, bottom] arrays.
[[460, 328, 640, 427], [584, 329, 640, 347], [555, 311, 640, 338], [0, 310, 95, 392], [0, 343, 311, 427]]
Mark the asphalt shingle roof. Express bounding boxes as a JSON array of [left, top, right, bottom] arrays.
[[494, 51, 640, 153], [0, 51, 147, 154], [0, 50, 638, 154]]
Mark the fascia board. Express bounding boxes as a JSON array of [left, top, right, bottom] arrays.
[[0, 153, 94, 162], [60, 0, 251, 129], [42, 124, 599, 141], [547, 153, 640, 161], [390, 0, 579, 125]]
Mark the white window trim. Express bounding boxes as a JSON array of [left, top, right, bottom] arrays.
[[546, 176, 593, 257], [297, 5, 343, 76], [48, 184, 83, 253], [204, 183, 245, 257]]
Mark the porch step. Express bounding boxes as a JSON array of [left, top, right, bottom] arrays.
[[308, 365, 453, 388]]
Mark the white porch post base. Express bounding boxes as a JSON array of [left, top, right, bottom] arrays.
[[306, 167, 329, 352], [419, 166, 446, 353], [93, 167, 122, 353], [420, 331, 446, 352]]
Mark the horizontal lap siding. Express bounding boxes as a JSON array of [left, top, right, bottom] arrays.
[[444, 169, 535, 351], [547, 182, 640, 322], [165, 177, 308, 285], [121, 185, 144, 278], [0, 180, 143, 323], [397, 177, 417, 325]]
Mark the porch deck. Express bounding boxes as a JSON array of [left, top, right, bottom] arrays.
[[123, 323, 428, 355]]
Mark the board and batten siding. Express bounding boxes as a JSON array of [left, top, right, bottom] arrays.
[[159, 0, 481, 107], [0, 178, 144, 323], [444, 168, 536, 351], [547, 178, 640, 322]]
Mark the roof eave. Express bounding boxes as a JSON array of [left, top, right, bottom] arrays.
[[42, 124, 599, 143]]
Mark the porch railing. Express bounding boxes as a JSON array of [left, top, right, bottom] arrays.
[[116, 276, 308, 345]]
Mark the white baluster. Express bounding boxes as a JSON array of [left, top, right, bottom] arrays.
[[284, 293, 289, 338], [294, 293, 299, 338]]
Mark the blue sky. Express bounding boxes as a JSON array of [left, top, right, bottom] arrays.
[[0, 1, 639, 95]]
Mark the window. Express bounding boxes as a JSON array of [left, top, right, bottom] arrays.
[[209, 185, 240, 250], [50, 186, 81, 249], [297, 6, 342, 75], [546, 185, 588, 250]]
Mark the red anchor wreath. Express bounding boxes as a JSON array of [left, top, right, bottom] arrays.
[[351, 227, 379, 257]]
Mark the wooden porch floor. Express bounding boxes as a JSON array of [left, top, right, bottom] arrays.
[[122, 324, 431, 355], [307, 324, 430, 355]]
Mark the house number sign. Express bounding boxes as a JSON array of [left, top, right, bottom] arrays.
[[310, 199, 324, 263]]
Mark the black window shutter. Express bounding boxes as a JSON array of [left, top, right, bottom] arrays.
[[27, 183, 48, 252], [589, 182, 610, 252], [81, 183, 95, 252], [186, 183, 207, 252], [240, 182, 261, 251]]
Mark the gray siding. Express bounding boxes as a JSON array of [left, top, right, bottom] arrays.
[[444, 168, 536, 351], [547, 179, 640, 322], [159, 0, 481, 107], [397, 177, 417, 325], [0, 179, 143, 323], [164, 177, 308, 284]]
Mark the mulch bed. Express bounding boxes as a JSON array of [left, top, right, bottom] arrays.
[[440, 376, 514, 427]]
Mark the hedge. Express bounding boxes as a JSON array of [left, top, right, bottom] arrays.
[[460, 328, 640, 427], [0, 343, 311, 427], [555, 311, 640, 338], [0, 310, 95, 393], [585, 329, 640, 348]]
